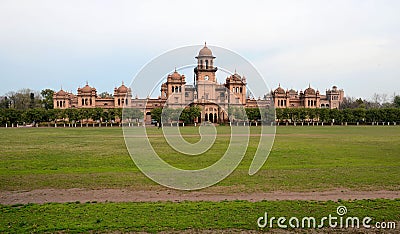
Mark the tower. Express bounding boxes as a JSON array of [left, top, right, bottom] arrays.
[[194, 43, 218, 101], [194, 43, 218, 84]]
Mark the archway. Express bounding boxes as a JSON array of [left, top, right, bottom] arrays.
[[209, 113, 213, 123]]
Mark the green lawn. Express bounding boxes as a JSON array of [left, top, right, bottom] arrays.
[[1, 199, 399, 233], [0, 126, 399, 192], [1, 126, 399, 232]]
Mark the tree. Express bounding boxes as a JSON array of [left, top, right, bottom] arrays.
[[99, 92, 113, 98], [6, 89, 41, 110], [150, 107, 162, 123], [0, 96, 9, 108], [275, 108, 283, 123], [352, 108, 366, 122], [245, 108, 261, 122], [123, 108, 143, 122], [41, 89, 54, 109], [92, 108, 104, 122], [179, 106, 201, 123], [394, 95, 400, 108], [317, 108, 329, 122]]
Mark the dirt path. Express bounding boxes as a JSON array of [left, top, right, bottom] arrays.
[[1, 188, 399, 205]]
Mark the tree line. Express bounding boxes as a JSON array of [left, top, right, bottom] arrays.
[[273, 107, 400, 123], [150, 106, 202, 124], [0, 108, 143, 126]]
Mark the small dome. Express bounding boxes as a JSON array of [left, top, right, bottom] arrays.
[[171, 70, 181, 79], [81, 84, 93, 93], [304, 87, 316, 95], [233, 72, 241, 80], [197, 43, 214, 57], [117, 84, 129, 93], [274, 85, 285, 94], [56, 89, 67, 96], [289, 89, 297, 94]]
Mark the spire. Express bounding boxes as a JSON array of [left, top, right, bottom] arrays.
[[278, 83, 281, 87], [86, 80, 88, 86], [204, 41, 207, 47], [122, 80, 124, 85]]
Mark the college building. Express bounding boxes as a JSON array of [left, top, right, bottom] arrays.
[[53, 44, 344, 123]]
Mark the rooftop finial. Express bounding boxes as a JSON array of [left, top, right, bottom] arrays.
[[86, 80, 88, 85], [204, 41, 207, 47], [174, 67, 177, 72], [309, 83, 311, 88], [279, 83, 281, 87], [122, 80, 124, 85]]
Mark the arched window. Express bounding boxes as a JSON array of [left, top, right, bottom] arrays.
[[205, 60, 208, 69], [126, 98, 128, 105], [179, 86, 181, 93], [56, 101, 59, 107], [89, 98, 92, 105], [209, 113, 213, 122], [118, 98, 120, 106], [200, 60, 203, 68], [214, 113, 217, 123], [240, 87, 243, 93], [236, 87, 239, 93]]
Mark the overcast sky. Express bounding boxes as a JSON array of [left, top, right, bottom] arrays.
[[0, 0, 399, 100]]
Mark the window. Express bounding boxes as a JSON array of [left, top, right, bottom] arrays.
[[205, 60, 208, 69]]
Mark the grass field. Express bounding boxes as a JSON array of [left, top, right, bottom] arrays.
[[1, 199, 399, 232], [0, 126, 399, 192], [0, 126, 399, 232]]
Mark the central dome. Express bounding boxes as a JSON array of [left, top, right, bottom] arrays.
[[197, 43, 214, 57]]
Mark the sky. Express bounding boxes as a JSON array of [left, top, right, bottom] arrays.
[[0, 0, 399, 100]]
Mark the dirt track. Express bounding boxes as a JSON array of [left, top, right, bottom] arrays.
[[1, 188, 399, 205]]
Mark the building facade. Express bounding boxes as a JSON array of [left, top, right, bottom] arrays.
[[271, 84, 344, 109], [54, 44, 344, 123]]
